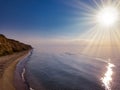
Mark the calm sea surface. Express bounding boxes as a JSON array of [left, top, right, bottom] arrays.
[[24, 46, 120, 90]]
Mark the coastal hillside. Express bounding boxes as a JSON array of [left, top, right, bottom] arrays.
[[0, 34, 32, 56]]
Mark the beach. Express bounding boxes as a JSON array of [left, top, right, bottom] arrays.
[[0, 50, 31, 90]]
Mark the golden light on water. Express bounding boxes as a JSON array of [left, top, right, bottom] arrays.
[[101, 62, 115, 90]]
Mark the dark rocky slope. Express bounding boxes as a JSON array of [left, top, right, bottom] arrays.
[[0, 34, 32, 56]]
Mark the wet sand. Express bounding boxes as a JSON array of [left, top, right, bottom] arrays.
[[0, 50, 30, 90]]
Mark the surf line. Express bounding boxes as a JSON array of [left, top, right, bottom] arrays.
[[20, 50, 35, 90], [21, 67, 35, 90]]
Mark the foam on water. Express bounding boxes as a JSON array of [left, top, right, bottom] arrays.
[[21, 68, 26, 81], [29, 87, 35, 90]]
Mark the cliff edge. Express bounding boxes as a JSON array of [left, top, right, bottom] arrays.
[[0, 34, 32, 56]]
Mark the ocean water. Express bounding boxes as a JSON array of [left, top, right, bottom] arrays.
[[24, 45, 120, 90]]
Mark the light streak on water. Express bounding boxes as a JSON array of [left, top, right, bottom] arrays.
[[101, 62, 115, 90], [30, 87, 35, 90]]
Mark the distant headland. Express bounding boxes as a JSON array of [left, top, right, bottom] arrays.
[[0, 34, 32, 56]]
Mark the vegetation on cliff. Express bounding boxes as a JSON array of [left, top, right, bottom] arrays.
[[0, 34, 32, 56]]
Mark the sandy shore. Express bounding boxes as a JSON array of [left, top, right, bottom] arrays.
[[0, 50, 31, 90]]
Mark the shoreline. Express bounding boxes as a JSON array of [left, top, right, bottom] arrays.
[[0, 50, 32, 90], [14, 50, 33, 90]]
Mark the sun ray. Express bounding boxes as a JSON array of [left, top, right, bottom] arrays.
[[72, 1, 120, 89], [63, 0, 120, 89], [70, 0, 120, 58]]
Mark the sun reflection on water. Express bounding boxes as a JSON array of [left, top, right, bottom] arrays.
[[101, 62, 115, 90]]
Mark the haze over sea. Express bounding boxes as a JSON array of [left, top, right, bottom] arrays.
[[23, 42, 120, 90]]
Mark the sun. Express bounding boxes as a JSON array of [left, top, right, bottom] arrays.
[[96, 6, 119, 27]]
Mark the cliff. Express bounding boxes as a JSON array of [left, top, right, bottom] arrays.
[[0, 34, 32, 56]]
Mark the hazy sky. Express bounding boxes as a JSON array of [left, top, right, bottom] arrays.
[[0, 0, 95, 40]]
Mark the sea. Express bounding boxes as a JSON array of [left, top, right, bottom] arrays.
[[21, 44, 120, 90]]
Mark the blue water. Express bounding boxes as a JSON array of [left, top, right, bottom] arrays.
[[24, 46, 120, 90]]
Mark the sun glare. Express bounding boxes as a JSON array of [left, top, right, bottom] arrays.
[[96, 6, 119, 27], [101, 62, 115, 90], [67, 0, 120, 89], [65, 0, 120, 89]]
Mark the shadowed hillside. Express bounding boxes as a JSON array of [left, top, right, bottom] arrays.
[[0, 34, 32, 56]]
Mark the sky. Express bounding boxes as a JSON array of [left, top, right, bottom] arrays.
[[0, 0, 95, 41]]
